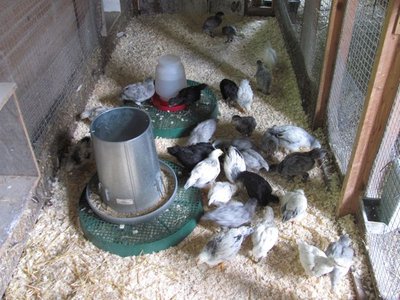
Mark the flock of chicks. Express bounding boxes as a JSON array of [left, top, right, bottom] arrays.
[[76, 11, 355, 293]]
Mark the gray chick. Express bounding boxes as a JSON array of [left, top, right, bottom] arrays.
[[325, 235, 354, 291], [213, 137, 255, 152], [120, 78, 155, 105], [222, 25, 237, 43], [236, 79, 254, 112], [278, 189, 307, 222], [270, 148, 327, 181], [255, 60, 272, 95], [201, 198, 257, 228], [298, 239, 335, 277], [261, 124, 321, 156], [202, 12, 225, 37], [241, 148, 269, 172], [79, 106, 110, 122], [231, 115, 257, 137], [223, 146, 246, 183], [197, 226, 254, 267], [187, 118, 217, 145]]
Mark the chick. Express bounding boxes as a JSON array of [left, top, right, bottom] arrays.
[[220, 78, 238, 107], [120, 78, 155, 105], [184, 149, 223, 190], [325, 235, 354, 291], [231, 115, 257, 137], [222, 25, 237, 43], [297, 240, 335, 277], [213, 137, 255, 152], [65, 137, 93, 172], [271, 148, 327, 181], [236, 171, 279, 206], [261, 124, 321, 155], [167, 142, 215, 171], [79, 106, 110, 121], [236, 79, 254, 112], [187, 118, 217, 145], [241, 148, 269, 172], [201, 198, 257, 228], [263, 43, 278, 70], [279, 189, 307, 222], [249, 206, 279, 262], [208, 181, 238, 207], [202, 11, 224, 37], [197, 226, 253, 267], [168, 83, 207, 107], [255, 60, 272, 95], [223, 146, 246, 183]]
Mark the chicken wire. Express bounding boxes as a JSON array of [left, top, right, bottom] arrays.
[[364, 85, 400, 300], [326, 0, 388, 174]]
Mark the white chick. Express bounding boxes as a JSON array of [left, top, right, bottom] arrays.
[[325, 234, 354, 291], [187, 118, 217, 145], [249, 206, 278, 262], [236, 79, 253, 112], [261, 124, 321, 155], [263, 43, 278, 70], [208, 181, 238, 207], [197, 226, 254, 267], [279, 189, 308, 222], [297, 240, 335, 277], [241, 148, 270, 172], [223, 146, 246, 183], [120, 77, 155, 105], [255, 60, 272, 95], [184, 149, 223, 190], [80, 105, 110, 121], [201, 198, 257, 228]]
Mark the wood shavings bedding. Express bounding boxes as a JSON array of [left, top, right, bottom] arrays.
[[5, 14, 375, 299]]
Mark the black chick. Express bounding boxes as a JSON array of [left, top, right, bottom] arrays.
[[222, 25, 237, 43], [168, 84, 207, 107], [220, 79, 238, 107], [167, 142, 215, 171], [202, 12, 224, 37], [270, 148, 327, 181], [236, 171, 279, 206], [231, 115, 257, 137]]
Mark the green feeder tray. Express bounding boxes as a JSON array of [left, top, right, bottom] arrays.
[[125, 80, 219, 138], [78, 160, 203, 257]]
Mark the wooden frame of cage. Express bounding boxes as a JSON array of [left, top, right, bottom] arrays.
[[313, 0, 400, 217]]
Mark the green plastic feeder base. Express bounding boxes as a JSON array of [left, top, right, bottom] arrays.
[[78, 160, 203, 257]]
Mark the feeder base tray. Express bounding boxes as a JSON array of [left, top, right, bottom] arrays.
[[78, 160, 203, 257]]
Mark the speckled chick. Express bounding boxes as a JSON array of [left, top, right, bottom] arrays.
[[236, 79, 253, 112], [202, 12, 224, 37], [208, 181, 238, 207], [168, 83, 207, 107], [120, 77, 155, 105], [325, 235, 354, 291], [231, 115, 257, 137], [222, 25, 237, 42], [236, 171, 279, 206], [261, 124, 321, 155], [255, 60, 272, 95], [241, 148, 269, 172], [197, 226, 254, 267], [279, 189, 307, 222], [65, 137, 93, 172], [272, 148, 327, 181], [250, 206, 278, 262], [201, 198, 257, 228], [167, 142, 215, 171], [184, 149, 223, 190], [297, 240, 335, 277], [187, 118, 217, 145], [223, 146, 246, 183]]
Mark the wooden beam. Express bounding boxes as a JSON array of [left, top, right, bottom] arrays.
[[337, 0, 400, 216], [312, 0, 347, 129]]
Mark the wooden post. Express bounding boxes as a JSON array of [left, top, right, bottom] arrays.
[[312, 0, 347, 129], [337, 0, 400, 216]]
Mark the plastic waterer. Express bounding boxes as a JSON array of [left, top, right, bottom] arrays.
[[155, 54, 187, 101], [90, 107, 164, 214]]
